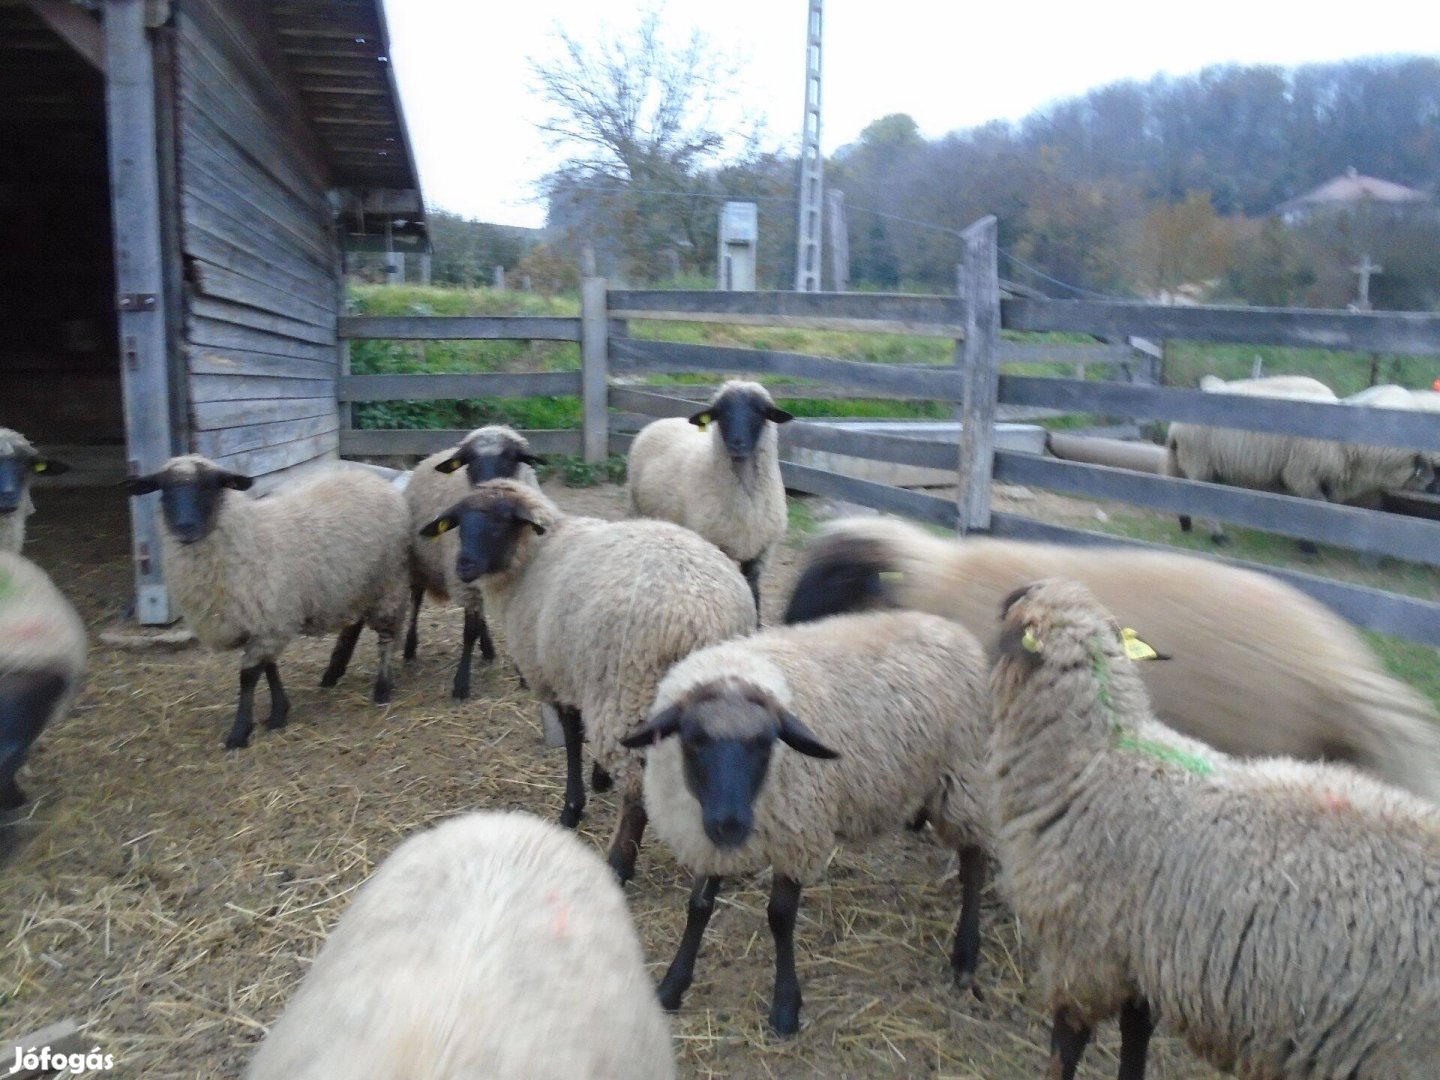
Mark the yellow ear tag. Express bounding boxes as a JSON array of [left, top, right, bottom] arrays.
[[696, 415, 711, 432], [1021, 627, 1042, 653], [32, 461, 46, 473], [433, 519, 452, 534], [1121, 628, 1158, 661]]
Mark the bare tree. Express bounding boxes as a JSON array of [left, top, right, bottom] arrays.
[[530, 11, 739, 280]]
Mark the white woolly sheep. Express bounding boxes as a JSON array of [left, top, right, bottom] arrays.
[[125, 456, 411, 750], [0, 428, 70, 554], [1165, 374, 1432, 546], [990, 577, 1440, 1080], [419, 479, 755, 882], [245, 811, 675, 1080], [619, 610, 991, 1035], [403, 426, 544, 698], [783, 515, 1440, 802], [0, 551, 86, 810], [1344, 384, 1440, 494], [627, 380, 794, 613]]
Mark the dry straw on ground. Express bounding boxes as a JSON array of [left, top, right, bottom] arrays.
[[3, 485, 1220, 1079]]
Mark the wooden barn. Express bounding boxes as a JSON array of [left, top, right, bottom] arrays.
[[0, 0, 425, 623]]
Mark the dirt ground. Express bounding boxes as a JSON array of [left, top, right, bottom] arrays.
[[1, 482, 1224, 1080]]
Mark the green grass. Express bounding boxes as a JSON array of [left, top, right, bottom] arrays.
[[1164, 341, 1440, 394]]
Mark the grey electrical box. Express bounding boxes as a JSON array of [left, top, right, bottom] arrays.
[[717, 201, 758, 290]]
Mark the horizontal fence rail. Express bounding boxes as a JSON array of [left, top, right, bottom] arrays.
[[1000, 376, 1440, 451], [339, 315, 582, 341], [338, 428, 582, 457], [609, 289, 965, 336], [1003, 298, 1440, 355], [337, 371, 582, 402]]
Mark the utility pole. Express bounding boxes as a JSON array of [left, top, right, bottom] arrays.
[[1350, 253, 1382, 311], [827, 188, 849, 292], [793, 0, 824, 292]]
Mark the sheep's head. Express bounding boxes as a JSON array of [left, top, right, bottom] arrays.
[[0, 430, 68, 516], [782, 524, 902, 625], [123, 455, 252, 545], [433, 427, 545, 486], [621, 678, 838, 849], [689, 381, 793, 465], [420, 480, 553, 583]]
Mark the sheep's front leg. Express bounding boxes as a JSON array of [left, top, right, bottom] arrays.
[[1048, 1005, 1092, 1080], [320, 620, 364, 688], [557, 704, 586, 828], [452, 609, 483, 701], [767, 874, 804, 1035], [372, 629, 395, 705], [262, 661, 290, 730], [950, 844, 986, 995], [657, 874, 723, 1011], [403, 584, 424, 661], [606, 773, 648, 885], [226, 662, 264, 750], [1117, 998, 1154, 1080], [739, 555, 764, 617]]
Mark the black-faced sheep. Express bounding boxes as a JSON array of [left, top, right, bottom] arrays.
[[627, 380, 793, 613], [0, 551, 86, 810], [990, 577, 1440, 1080], [125, 457, 410, 750], [419, 479, 755, 882], [783, 515, 1440, 803], [245, 811, 675, 1080], [0, 428, 70, 554], [402, 426, 544, 698], [621, 610, 991, 1035]]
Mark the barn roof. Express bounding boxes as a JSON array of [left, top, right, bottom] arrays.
[[269, 0, 427, 248]]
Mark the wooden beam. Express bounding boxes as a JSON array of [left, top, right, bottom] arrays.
[[337, 316, 582, 341], [336, 371, 582, 402], [609, 289, 964, 337], [956, 216, 1000, 534], [105, 0, 176, 625], [339, 428, 582, 457], [778, 462, 959, 529], [1002, 298, 1440, 356], [580, 276, 609, 464], [27, 0, 105, 72], [8, 1018, 86, 1080]]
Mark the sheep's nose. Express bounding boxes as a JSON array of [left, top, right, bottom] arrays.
[[456, 557, 483, 583], [706, 814, 751, 849]]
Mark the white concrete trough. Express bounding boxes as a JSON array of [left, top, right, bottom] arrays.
[[786, 420, 1048, 488]]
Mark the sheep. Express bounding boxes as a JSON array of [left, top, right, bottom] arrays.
[[0, 428, 70, 554], [627, 380, 794, 614], [1344, 384, 1440, 495], [419, 479, 755, 882], [1165, 374, 1432, 547], [618, 609, 991, 1035], [990, 577, 1440, 1080], [402, 426, 544, 698], [125, 456, 411, 750], [0, 551, 86, 810], [783, 515, 1440, 803], [245, 810, 675, 1080]]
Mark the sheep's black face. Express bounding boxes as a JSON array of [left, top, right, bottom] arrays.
[[690, 389, 793, 465], [0, 450, 65, 515], [782, 536, 895, 624], [124, 462, 253, 545], [437, 442, 545, 486], [422, 498, 546, 583]]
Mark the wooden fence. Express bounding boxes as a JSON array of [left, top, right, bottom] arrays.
[[336, 217, 1440, 647]]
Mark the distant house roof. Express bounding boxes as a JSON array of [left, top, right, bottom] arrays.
[[1273, 167, 1430, 218], [269, 0, 427, 247]]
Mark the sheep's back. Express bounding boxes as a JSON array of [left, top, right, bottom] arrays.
[[245, 812, 674, 1080], [627, 418, 702, 523]]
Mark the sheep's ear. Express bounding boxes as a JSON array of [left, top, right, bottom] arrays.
[[517, 452, 547, 466], [32, 458, 70, 476], [765, 406, 795, 425], [776, 708, 840, 760], [218, 470, 253, 491], [512, 506, 547, 536], [419, 513, 458, 538], [434, 454, 466, 474], [620, 704, 683, 748], [998, 583, 1037, 619], [1120, 628, 1171, 662], [688, 410, 713, 429], [123, 473, 162, 496]]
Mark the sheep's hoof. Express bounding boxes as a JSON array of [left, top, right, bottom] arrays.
[[559, 804, 584, 829], [953, 970, 984, 1001], [768, 1001, 801, 1037], [451, 682, 471, 702], [318, 673, 340, 689], [656, 975, 689, 1012], [0, 779, 26, 812], [372, 682, 392, 706], [263, 711, 289, 731], [224, 730, 252, 751], [591, 763, 614, 793]]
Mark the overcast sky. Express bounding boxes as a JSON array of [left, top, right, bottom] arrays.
[[384, 1, 1440, 229]]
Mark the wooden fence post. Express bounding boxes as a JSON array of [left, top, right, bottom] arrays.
[[955, 215, 1000, 534], [580, 276, 609, 464]]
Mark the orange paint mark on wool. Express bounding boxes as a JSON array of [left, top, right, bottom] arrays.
[[0, 618, 50, 641], [545, 889, 573, 939], [1320, 791, 1352, 813]]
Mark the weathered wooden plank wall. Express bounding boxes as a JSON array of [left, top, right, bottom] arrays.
[[174, 0, 340, 485]]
